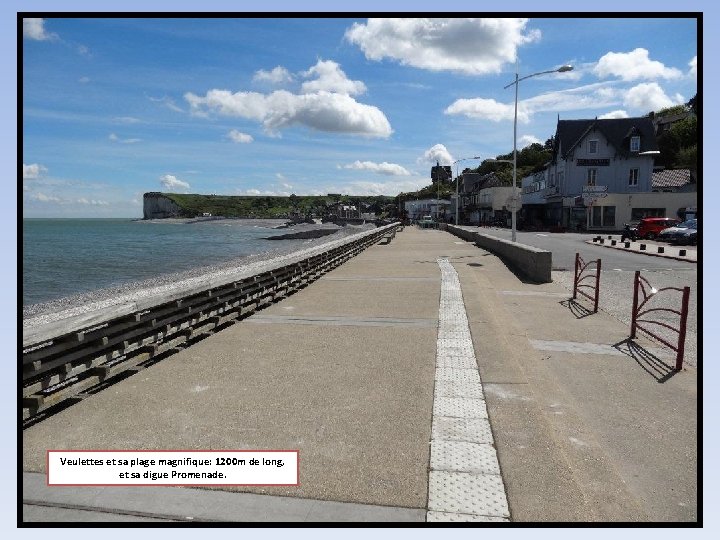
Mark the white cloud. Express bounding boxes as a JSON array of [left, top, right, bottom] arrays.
[[78, 76, 90, 84], [109, 133, 141, 144], [30, 191, 62, 203], [598, 109, 629, 119], [77, 197, 109, 205], [689, 56, 697, 78], [522, 82, 620, 114], [345, 18, 540, 75], [23, 18, 55, 41], [340, 160, 411, 176], [185, 88, 391, 138], [594, 48, 682, 81], [113, 116, 142, 124], [445, 81, 622, 123], [623, 82, 680, 112], [327, 178, 427, 196], [227, 129, 254, 143], [422, 144, 454, 165], [160, 174, 190, 192], [518, 135, 542, 147], [253, 66, 294, 85], [445, 97, 526, 123], [23, 163, 47, 179], [235, 188, 293, 196], [148, 95, 183, 112], [301, 60, 367, 96]]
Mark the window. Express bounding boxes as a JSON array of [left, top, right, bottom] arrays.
[[630, 136, 641, 152], [592, 206, 616, 227], [629, 168, 639, 187], [588, 140, 598, 154], [587, 169, 597, 186], [549, 173, 554, 186], [631, 208, 665, 220], [602, 206, 616, 227], [557, 171, 563, 186]]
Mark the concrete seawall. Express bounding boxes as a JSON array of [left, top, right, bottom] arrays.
[[446, 225, 552, 283], [22, 223, 399, 421]]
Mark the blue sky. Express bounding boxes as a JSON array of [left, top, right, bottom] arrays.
[[22, 16, 697, 217]]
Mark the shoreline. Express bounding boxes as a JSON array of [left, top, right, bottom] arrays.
[[23, 223, 375, 324]]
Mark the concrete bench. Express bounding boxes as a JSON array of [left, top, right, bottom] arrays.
[[380, 228, 396, 244]]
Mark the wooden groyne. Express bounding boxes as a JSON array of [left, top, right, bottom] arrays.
[[22, 223, 399, 424]]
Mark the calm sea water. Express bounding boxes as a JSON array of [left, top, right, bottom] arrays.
[[22, 218, 294, 306]]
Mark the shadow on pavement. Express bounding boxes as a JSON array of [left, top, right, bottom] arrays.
[[559, 298, 595, 319], [612, 338, 678, 383]]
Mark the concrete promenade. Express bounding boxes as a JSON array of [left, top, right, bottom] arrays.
[[22, 226, 697, 522]]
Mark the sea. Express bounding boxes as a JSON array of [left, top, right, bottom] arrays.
[[22, 218, 305, 307]]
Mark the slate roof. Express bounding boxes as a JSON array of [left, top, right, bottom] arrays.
[[462, 172, 502, 193], [651, 169, 693, 189], [553, 117, 658, 160]]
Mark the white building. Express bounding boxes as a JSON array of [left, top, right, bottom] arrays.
[[404, 198, 452, 221]]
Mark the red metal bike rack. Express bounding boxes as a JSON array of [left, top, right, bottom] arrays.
[[573, 252, 601, 313], [630, 271, 691, 371]]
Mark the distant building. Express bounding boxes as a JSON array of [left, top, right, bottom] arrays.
[[404, 198, 452, 221], [431, 162, 452, 184]]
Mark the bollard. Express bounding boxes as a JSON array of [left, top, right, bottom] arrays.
[[679, 249, 686, 256], [600, 238, 605, 244], [607, 235, 612, 240], [640, 244, 646, 250], [593, 237, 598, 243], [658, 246, 665, 254], [611, 240, 617, 246], [624, 242, 630, 248]]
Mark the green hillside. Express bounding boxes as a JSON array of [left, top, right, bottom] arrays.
[[161, 193, 395, 218]]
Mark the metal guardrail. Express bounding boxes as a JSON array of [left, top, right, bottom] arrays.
[[22, 223, 399, 423], [573, 252, 601, 313], [630, 270, 691, 371]]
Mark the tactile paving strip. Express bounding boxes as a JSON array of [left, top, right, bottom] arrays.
[[432, 417, 494, 444], [428, 471, 510, 518], [427, 258, 510, 522], [435, 368, 481, 384], [434, 379, 485, 399], [426, 511, 509, 522], [433, 396, 488, 419], [431, 440, 501, 474]]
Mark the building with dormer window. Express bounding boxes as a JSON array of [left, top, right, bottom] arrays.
[[519, 117, 697, 231]]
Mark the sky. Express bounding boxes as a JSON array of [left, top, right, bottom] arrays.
[[21, 16, 698, 218]]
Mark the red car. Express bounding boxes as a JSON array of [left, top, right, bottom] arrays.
[[636, 217, 680, 240]]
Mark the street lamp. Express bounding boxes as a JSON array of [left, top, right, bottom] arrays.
[[504, 63, 573, 242], [452, 156, 482, 225]]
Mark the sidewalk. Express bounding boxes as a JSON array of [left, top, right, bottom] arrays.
[[22, 226, 697, 522], [587, 235, 697, 263]]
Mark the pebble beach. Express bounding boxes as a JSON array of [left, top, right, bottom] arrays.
[[23, 220, 376, 327]]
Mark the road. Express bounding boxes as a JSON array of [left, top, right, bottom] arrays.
[[467, 227, 698, 368]]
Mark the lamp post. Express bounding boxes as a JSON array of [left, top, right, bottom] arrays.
[[452, 156, 482, 225], [504, 63, 573, 242]]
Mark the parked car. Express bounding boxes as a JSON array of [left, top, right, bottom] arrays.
[[658, 218, 698, 245], [636, 217, 680, 240]]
